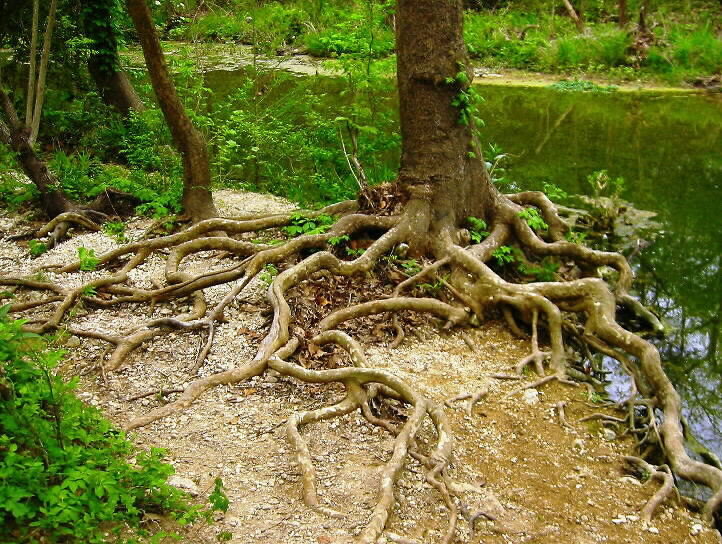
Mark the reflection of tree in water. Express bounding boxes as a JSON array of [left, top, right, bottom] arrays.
[[478, 86, 722, 459], [635, 229, 722, 456]]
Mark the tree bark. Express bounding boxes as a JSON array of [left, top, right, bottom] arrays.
[[0, 89, 73, 217], [125, 0, 217, 222], [81, 0, 144, 116], [618, 0, 628, 27], [561, 0, 585, 33], [396, 0, 498, 254], [25, 0, 40, 125], [29, 0, 58, 144]]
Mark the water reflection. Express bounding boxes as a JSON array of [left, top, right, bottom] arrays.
[[475, 85, 722, 457]]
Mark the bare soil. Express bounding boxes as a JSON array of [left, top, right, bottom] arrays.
[[0, 190, 717, 544]]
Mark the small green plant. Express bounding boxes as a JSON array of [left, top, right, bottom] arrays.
[[587, 170, 625, 198], [446, 68, 485, 127], [28, 240, 48, 258], [518, 258, 560, 282], [565, 230, 587, 245], [259, 264, 279, 285], [328, 234, 350, 246], [81, 285, 98, 297], [346, 247, 366, 257], [77, 247, 99, 271], [465, 216, 490, 243], [400, 259, 422, 275], [549, 79, 618, 93], [542, 182, 568, 202], [102, 220, 127, 243], [492, 245, 516, 267], [518, 208, 549, 232], [283, 213, 335, 237]]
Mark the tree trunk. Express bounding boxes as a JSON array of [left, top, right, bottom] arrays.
[[25, 0, 40, 125], [29, 0, 58, 144], [81, 0, 144, 116], [125, 0, 217, 222], [618, 0, 628, 27], [396, 0, 498, 254], [561, 0, 585, 33], [0, 89, 73, 217], [638, 0, 650, 36]]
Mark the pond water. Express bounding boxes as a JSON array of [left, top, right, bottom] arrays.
[[203, 61, 722, 459], [475, 86, 722, 461]]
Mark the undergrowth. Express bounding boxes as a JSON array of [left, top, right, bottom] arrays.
[[0, 306, 225, 543]]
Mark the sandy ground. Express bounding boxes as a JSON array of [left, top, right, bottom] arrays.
[[0, 189, 718, 544]]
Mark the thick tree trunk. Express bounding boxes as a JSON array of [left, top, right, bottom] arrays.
[[125, 0, 217, 222], [81, 0, 144, 116], [88, 62, 144, 116], [396, 0, 498, 253]]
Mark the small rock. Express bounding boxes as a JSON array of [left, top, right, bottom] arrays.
[[620, 476, 642, 486], [168, 475, 200, 496], [65, 336, 81, 348], [522, 388, 539, 405], [647, 526, 659, 534], [690, 523, 703, 536], [601, 428, 617, 441]]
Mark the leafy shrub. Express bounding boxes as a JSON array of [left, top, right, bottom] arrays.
[[0, 306, 195, 543]]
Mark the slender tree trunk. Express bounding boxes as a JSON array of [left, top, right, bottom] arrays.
[[0, 89, 72, 217], [638, 0, 651, 36], [25, 0, 40, 125], [81, 0, 144, 116], [125, 0, 217, 222], [618, 0, 628, 27], [396, 0, 498, 254], [561, 0, 585, 33], [29, 0, 58, 144]]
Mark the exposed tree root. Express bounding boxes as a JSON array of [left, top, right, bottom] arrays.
[[3, 186, 721, 542]]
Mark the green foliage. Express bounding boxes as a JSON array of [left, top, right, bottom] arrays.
[[346, 247, 366, 257], [549, 79, 618, 93], [0, 306, 196, 543], [304, 2, 394, 57], [518, 208, 548, 232], [518, 258, 559, 282], [259, 264, 279, 285], [542, 182, 568, 202], [492, 245, 515, 266], [77, 247, 99, 271], [465, 216, 489, 243], [28, 241, 48, 258], [283, 213, 335, 237], [400, 259, 422, 276], [328, 234, 350, 246], [587, 169, 625, 198], [81, 286, 98, 297], [565, 230, 587, 245], [103, 221, 127, 243]]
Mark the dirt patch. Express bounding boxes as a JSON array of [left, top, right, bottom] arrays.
[[0, 191, 717, 544]]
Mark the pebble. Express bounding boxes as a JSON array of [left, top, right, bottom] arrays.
[[690, 523, 703, 536], [601, 428, 617, 441], [168, 475, 200, 496], [522, 388, 540, 405]]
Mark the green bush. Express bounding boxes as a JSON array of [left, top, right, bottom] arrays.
[[0, 306, 196, 543], [542, 27, 631, 70]]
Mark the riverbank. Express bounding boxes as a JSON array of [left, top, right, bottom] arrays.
[[0, 190, 719, 544], [121, 41, 714, 93]]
